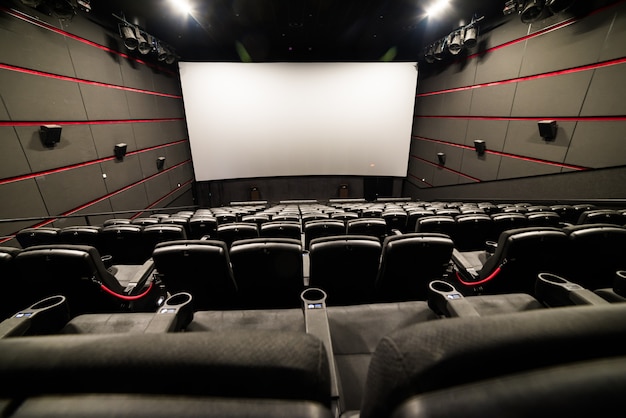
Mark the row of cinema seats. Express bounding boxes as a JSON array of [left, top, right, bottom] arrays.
[[4, 220, 625, 322], [1, 268, 626, 417], [0, 230, 457, 319]]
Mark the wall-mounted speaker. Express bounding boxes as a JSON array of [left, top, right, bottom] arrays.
[[156, 156, 166, 170], [40, 125, 62, 148], [474, 140, 486, 156], [437, 152, 446, 165], [114, 143, 127, 160], [538, 120, 557, 140]]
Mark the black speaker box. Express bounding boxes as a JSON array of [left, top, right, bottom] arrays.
[[40, 125, 62, 147], [538, 120, 557, 140]]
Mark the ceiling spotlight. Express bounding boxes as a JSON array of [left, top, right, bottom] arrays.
[[136, 30, 152, 55], [463, 24, 478, 48], [165, 52, 176, 65], [433, 39, 445, 60], [503, 0, 520, 15], [120, 25, 138, 50], [447, 30, 463, 55], [424, 45, 435, 63], [520, 0, 547, 23], [546, 0, 576, 14], [156, 43, 168, 61]]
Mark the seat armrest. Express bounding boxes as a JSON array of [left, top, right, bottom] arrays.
[[125, 258, 156, 294], [451, 249, 480, 281]]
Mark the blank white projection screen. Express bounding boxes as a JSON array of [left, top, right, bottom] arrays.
[[178, 62, 418, 181]]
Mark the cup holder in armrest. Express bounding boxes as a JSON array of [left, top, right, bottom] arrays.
[[301, 287, 327, 309], [427, 280, 480, 318], [0, 295, 70, 338], [144, 292, 194, 333], [535, 273, 609, 307], [614, 271, 626, 298], [485, 240, 497, 255]]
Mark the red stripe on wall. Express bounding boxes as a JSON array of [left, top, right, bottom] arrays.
[[410, 155, 482, 182], [414, 115, 626, 122], [0, 118, 184, 127], [0, 139, 189, 185], [417, 57, 626, 97], [0, 6, 176, 76], [413, 136, 588, 171], [0, 63, 182, 99]]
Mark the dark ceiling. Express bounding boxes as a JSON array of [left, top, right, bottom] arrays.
[[86, 0, 507, 63]]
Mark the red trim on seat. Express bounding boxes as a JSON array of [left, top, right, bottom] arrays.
[[100, 281, 153, 300], [456, 266, 502, 286]]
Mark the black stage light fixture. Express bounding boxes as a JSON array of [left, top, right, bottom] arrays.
[[474, 140, 486, 156], [136, 30, 152, 55], [463, 24, 478, 49], [521, 0, 547, 23], [437, 152, 446, 165], [433, 39, 445, 60], [538, 120, 557, 140], [156, 156, 166, 170], [40, 125, 62, 148], [114, 143, 127, 160], [120, 25, 138, 50], [503, 0, 520, 15], [424, 44, 435, 63], [448, 30, 463, 55], [156, 42, 168, 62]]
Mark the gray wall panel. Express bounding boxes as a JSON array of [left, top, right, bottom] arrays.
[[580, 65, 626, 116], [598, 2, 626, 61], [460, 150, 502, 181], [126, 91, 159, 120], [132, 121, 175, 149], [155, 96, 185, 119], [119, 58, 156, 91], [469, 83, 516, 117], [438, 118, 469, 144], [440, 90, 472, 117], [0, 72, 87, 120], [465, 119, 510, 151], [15, 125, 98, 172], [473, 42, 525, 85], [414, 94, 444, 116], [510, 72, 593, 117], [497, 157, 562, 179], [0, 127, 31, 179], [437, 59, 477, 90], [108, 185, 150, 213], [101, 155, 144, 193], [156, 71, 184, 96], [0, 179, 48, 237], [432, 167, 460, 187], [144, 173, 174, 205], [35, 164, 107, 215], [565, 121, 626, 168], [503, 120, 574, 162], [68, 199, 115, 227], [164, 142, 192, 165], [520, 12, 609, 77], [168, 162, 194, 187], [69, 41, 125, 85], [80, 84, 132, 121], [0, 11, 75, 76], [89, 123, 136, 158]]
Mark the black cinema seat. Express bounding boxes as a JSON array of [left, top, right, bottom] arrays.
[[453, 213, 495, 251], [0, 246, 22, 319], [260, 220, 302, 241], [346, 218, 388, 242], [141, 223, 187, 256], [526, 210, 562, 227], [10, 244, 158, 318], [358, 303, 626, 418], [375, 233, 454, 303], [229, 237, 305, 309], [490, 212, 529, 239], [381, 209, 408, 234], [577, 208, 626, 225], [563, 223, 626, 290], [304, 219, 346, 250], [57, 225, 103, 251], [187, 216, 218, 239], [308, 235, 382, 306], [451, 227, 570, 296], [0, 330, 333, 418], [15, 227, 60, 248], [99, 224, 147, 265], [415, 216, 457, 242], [151, 240, 238, 311], [216, 222, 259, 248]]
